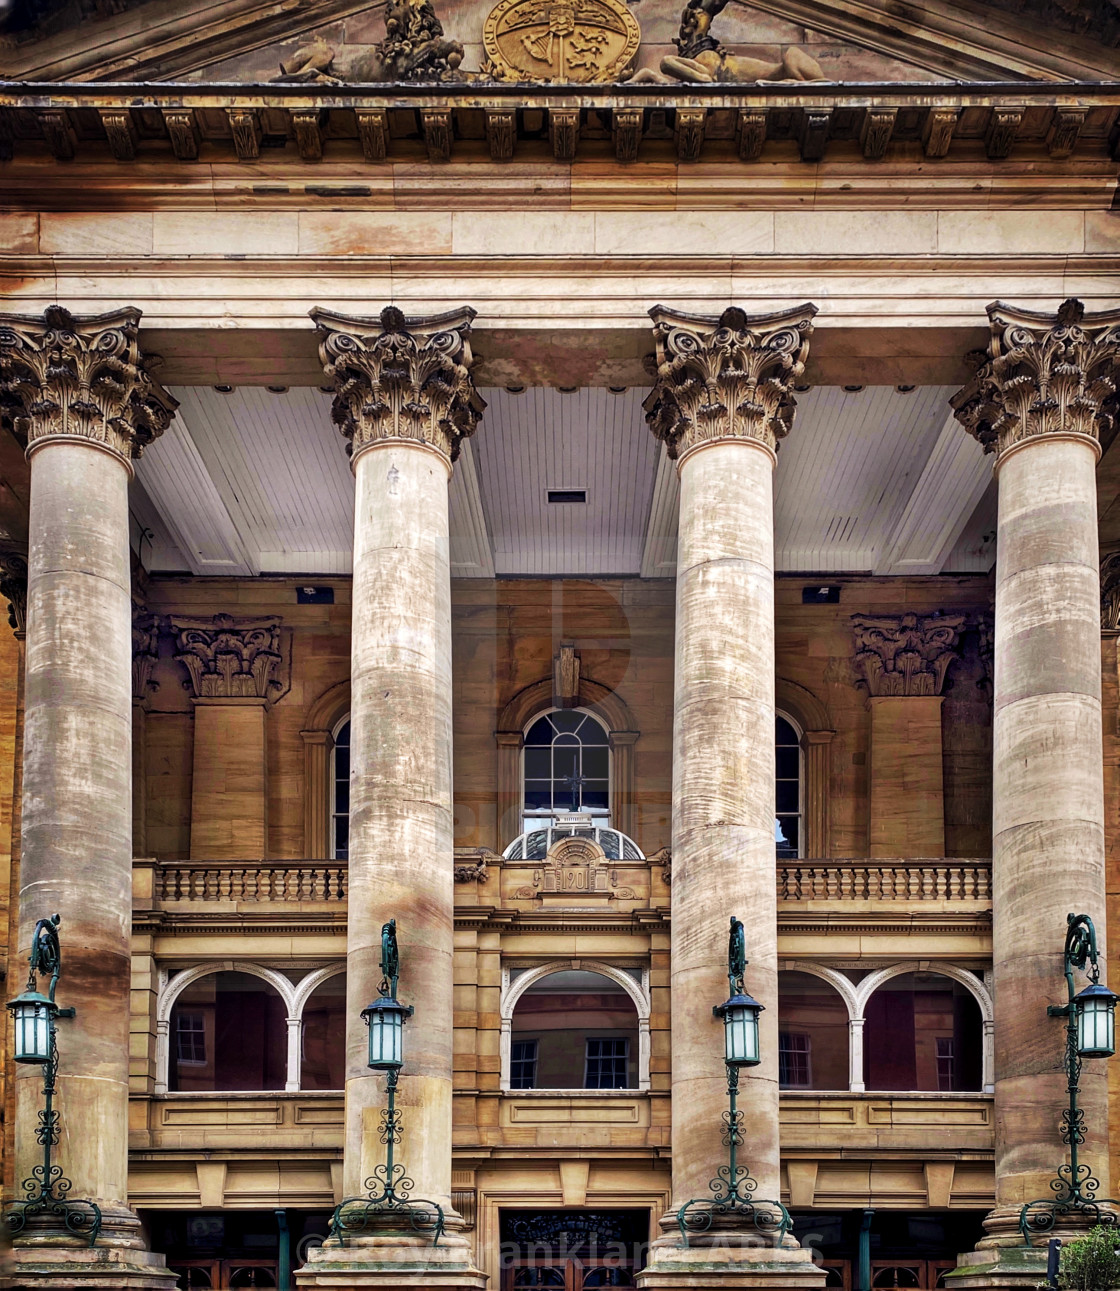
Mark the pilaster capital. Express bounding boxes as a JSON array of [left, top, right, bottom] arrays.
[[0, 552, 27, 640], [1101, 552, 1120, 634], [132, 610, 162, 703], [951, 297, 1120, 460], [643, 302, 817, 461], [0, 305, 177, 467], [309, 304, 485, 468], [171, 613, 285, 703], [851, 611, 965, 697]]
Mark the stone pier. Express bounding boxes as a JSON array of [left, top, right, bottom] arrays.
[[949, 299, 1120, 1289], [637, 305, 825, 1291], [0, 307, 178, 1288], [295, 305, 487, 1291]]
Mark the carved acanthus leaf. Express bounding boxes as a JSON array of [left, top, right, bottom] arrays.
[[0, 553, 27, 639], [173, 613, 284, 702], [647, 845, 671, 885], [0, 306, 177, 463], [644, 303, 817, 459], [851, 612, 965, 697], [1102, 552, 1120, 633], [951, 298, 1120, 459], [310, 305, 485, 467], [133, 610, 162, 700]]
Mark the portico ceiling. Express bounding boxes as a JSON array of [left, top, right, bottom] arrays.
[[130, 381, 996, 580]]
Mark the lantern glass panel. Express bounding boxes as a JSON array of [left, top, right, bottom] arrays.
[[724, 1003, 760, 1067], [367, 1006, 404, 1069], [1077, 993, 1116, 1058], [13, 1000, 51, 1063]]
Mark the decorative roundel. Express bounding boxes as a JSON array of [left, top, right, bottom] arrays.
[[482, 0, 641, 84]]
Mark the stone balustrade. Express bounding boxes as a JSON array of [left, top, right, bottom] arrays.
[[139, 857, 991, 905], [778, 859, 991, 902]]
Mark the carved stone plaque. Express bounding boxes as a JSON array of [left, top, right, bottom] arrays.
[[482, 0, 640, 83]]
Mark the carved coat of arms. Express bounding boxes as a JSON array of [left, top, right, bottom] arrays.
[[482, 0, 640, 83]]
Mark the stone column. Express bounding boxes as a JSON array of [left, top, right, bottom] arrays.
[[949, 299, 1120, 1286], [850, 612, 964, 858], [297, 306, 486, 1291], [0, 306, 178, 1288], [638, 305, 823, 1290], [172, 613, 284, 858]]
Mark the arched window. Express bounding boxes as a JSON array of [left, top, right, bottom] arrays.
[[522, 709, 610, 831], [862, 971, 983, 1092], [777, 970, 850, 1091], [168, 971, 288, 1093], [300, 973, 347, 1091], [510, 969, 639, 1090], [775, 713, 802, 859], [332, 717, 350, 861]]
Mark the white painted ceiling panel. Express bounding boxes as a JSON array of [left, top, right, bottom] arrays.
[[472, 386, 659, 577], [638, 385, 994, 577]]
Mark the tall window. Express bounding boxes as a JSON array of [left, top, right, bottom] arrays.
[[775, 714, 802, 858], [522, 709, 610, 831], [332, 718, 350, 861], [584, 1037, 630, 1089], [510, 1039, 539, 1089], [778, 1032, 813, 1088]]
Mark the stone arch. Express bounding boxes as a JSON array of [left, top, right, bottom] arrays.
[[496, 679, 640, 847], [293, 964, 347, 1092], [155, 961, 298, 1095], [776, 677, 835, 858], [300, 679, 351, 858], [855, 961, 993, 1093], [779, 960, 860, 1091], [499, 958, 651, 1092]]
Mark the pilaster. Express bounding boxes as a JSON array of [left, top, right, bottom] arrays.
[[851, 611, 964, 858]]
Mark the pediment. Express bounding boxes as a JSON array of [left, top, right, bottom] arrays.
[[3, 0, 1119, 82]]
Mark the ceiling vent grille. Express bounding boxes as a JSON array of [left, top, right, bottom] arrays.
[[547, 488, 588, 504]]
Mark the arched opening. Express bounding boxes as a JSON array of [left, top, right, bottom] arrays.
[[300, 973, 346, 1091], [168, 971, 288, 1092], [862, 971, 983, 1092], [510, 969, 640, 1090], [775, 713, 803, 859], [523, 709, 610, 831], [777, 970, 850, 1090], [331, 716, 350, 861]]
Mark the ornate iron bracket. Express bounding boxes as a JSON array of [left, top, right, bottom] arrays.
[[1020, 914, 1119, 1244]]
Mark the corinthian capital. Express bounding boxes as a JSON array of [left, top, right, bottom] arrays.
[[0, 306, 177, 464], [851, 612, 965, 697], [310, 304, 485, 467], [643, 303, 817, 460], [951, 298, 1120, 460], [1102, 552, 1120, 634], [172, 614, 284, 703]]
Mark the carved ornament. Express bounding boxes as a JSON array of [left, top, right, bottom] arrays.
[[951, 298, 1120, 460], [553, 643, 580, 708], [377, 0, 465, 81], [647, 845, 671, 885], [0, 553, 27, 640], [1102, 552, 1120, 634], [644, 303, 817, 460], [133, 610, 161, 701], [513, 834, 636, 900], [173, 614, 284, 703], [454, 847, 494, 883], [0, 306, 177, 466], [310, 305, 485, 468], [482, 0, 639, 84], [851, 612, 965, 698]]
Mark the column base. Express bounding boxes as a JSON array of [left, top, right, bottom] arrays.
[[944, 1203, 1112, 1291], [294, 1232, 487, 1290], [636, 1235, 827, 1291], [1, 1243, 179, 1290]]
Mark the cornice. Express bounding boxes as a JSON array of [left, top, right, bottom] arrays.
[[3, 82, 1120, 169]]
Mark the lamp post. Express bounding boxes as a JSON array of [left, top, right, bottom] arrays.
[[677, 916, 792, 1248], [1020, 913, 1120, 1242], [329, 919, 444, 1246], [4, 914, 101, 1245]]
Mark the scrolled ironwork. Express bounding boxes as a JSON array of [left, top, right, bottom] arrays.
[[1019, 913, 1120, 1243]]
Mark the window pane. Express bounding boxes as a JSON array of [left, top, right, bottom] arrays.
[[776, 780, 799, 813], [582, 784, 609, 810], [549, 710, 585, 733], [333, 779, 349, 813], [334, 815, 349, 859], [776, 816, 799, 857], [582, 748, 608, 779], [525, 716, 554, 745], [776, 746, 800, 780], [524, 748, 551, 779], [776, 716, 799, 745], [334, 747, 349, 779]]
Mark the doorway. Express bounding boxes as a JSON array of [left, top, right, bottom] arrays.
[[500, 1209, 648, 1291]]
